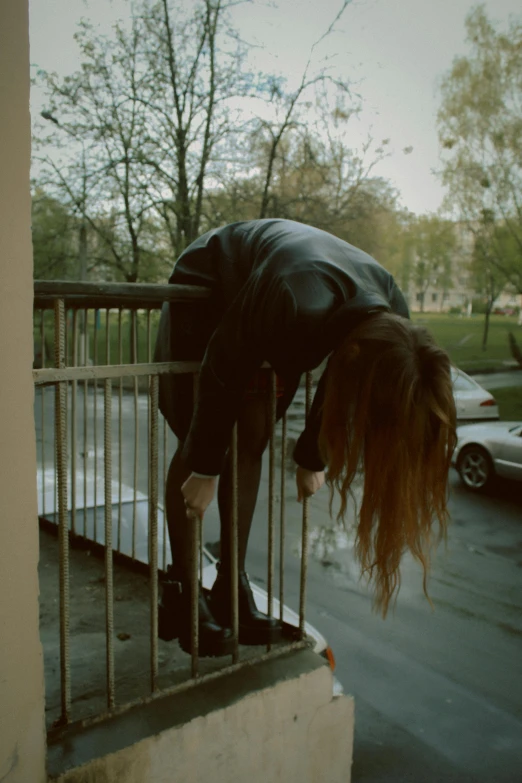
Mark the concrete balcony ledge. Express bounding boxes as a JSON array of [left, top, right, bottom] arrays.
[[48, 647, 354, 783]]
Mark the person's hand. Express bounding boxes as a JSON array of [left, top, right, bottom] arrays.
[[296, 467, 325, 503], [181, 474, 217, 520]]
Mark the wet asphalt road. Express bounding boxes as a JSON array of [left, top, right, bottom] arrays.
[[473, 370, 522, 391], [239, 468, 522, 783]]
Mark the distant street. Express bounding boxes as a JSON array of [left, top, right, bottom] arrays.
[[472, 370, 522, 390]]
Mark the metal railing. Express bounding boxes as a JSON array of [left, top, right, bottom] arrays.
[[33, 280, 313, 732]]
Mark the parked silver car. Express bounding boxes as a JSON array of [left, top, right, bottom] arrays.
[[452, 421, 522, 491]]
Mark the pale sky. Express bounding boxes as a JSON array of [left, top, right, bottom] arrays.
[[29, 0, 522, 215]]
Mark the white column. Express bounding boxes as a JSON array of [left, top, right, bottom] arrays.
[[0, 0, 47, 780]]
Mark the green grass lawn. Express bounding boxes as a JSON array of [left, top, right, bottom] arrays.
[[34, 309, 162, 367], [35, 307, 521, 377], [492, 386, 522, 422], [411, 312, 521, 372]]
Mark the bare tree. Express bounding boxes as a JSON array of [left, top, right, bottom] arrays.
[[34, 0, 252, 280], [251, 0, 353, 219]]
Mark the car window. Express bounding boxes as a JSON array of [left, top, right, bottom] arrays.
[[452, 372, 478, 392]]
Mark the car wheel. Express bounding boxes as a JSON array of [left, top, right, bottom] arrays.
[[457, 445, 494, 491]]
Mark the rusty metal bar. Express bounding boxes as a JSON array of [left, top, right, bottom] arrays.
[[70, 309, 78, 535], [104, 378, 115, 708], [34, 360, 202, 385], [34, 280, 210, 308], [279, 412, 287, 622], [192, 373, 204, 588], [190, 372, 201, 680], [299, 372, 314, 636], [191, 513, 200, 679], [105, 308, 111, 365], [147, 310, 152, 509], [162, 417, 168, 571], [117, 309, 123, 553], [267, 370, 277, 650], [54, 298, 71, 724], [40, 311, 46, 519], [93, 309, 99, 543], [231, 423, 239, 664], [149, 375, 159, 692], [82, 309, 88, 538], [147, 308, 152, 362], [104, 309, 115, 703], [132, 310, 139, 561]]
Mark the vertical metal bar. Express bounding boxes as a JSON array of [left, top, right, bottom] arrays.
[[190, 371, 200, 678], [64, 307, 69, 366], [53, 315, 58, 519], [105, 308, 111, 364], [132, 310, 139, 560], [83, 309, 88, 538], [147, 308, 152, 362], [199, 517, 204, 582], [299, 372, 313, 637], [105, 308, 111, 543], [117, 309, 123, 553], [192, 374, 204, 582], [40, 311, 46, 519], [267, 370, 277, 650], [70, 309, 78, 535], [231, 423, 239, 664], [279, 412, 287, 622], [104, 378, 115, 708], [191, 514, 200, 679], [93, 309, 99, 542], [54, 298, 71, 724], [149, 375, 159, 692], [147, 309, 152, 517], [162, 417, 168, 571]]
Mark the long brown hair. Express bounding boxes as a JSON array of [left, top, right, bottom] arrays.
[[319, 312, 457, 616]]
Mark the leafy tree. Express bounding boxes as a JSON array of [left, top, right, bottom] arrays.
[[438, 5, 522, 293], [471, 218, 520, 348], [31, 188, 78, 280], [408, 215, 457, 312]]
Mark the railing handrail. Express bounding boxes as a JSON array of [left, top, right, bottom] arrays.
[[34, 280, 211, 309]]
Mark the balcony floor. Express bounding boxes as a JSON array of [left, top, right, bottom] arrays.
[[39, 525, 288, 730]]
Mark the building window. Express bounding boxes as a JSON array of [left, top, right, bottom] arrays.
[[416, 292, 423, 302], [432, 293, 438, 302]]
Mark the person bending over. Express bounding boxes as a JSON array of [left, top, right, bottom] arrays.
[[154, 219, 457, 656]]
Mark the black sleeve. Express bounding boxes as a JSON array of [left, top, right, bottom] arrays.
[[292, 368, 328, 472], [389, 280, 410, 319], [182, 272, 297, 475]]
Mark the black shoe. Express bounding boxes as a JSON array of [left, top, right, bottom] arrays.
[[209, 567, 283, 646], [158, 570, 235, 658]]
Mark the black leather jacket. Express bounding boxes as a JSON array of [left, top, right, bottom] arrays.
[[157, 219, 409, 475]]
